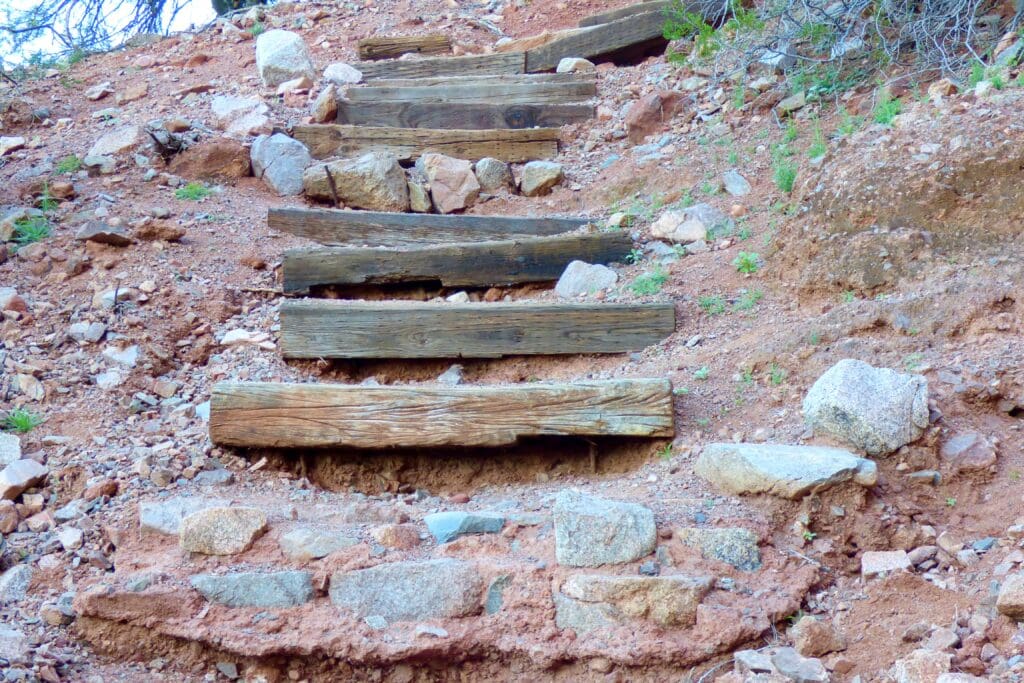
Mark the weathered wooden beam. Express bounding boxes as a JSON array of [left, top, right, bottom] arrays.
[[355, 51, 525, 81], [336, 100, 594, 129], [345, 80, 597, 104], [267, 208, 592, 247], [579, 0, 671, 27], [357, 35, 452, 60], [279, 301, 676, 359], [282, 232, 633, 294], [291, 124, 559, 162], [209, 379, 675, 448], [366, 73, 591, 88], [525, 11, 667, 72]]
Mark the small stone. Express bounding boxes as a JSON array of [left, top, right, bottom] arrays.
[[940, 432, 997, 472], [556, 57, 596, 73], [650, 203, 731, 243], [436, 364, 463, 386], [278, 527, 359, 561], [421, 153, 480, 214], [473, 157, 513, 193], [777, 91, 806, 115], [255, 30, 315, 87], [311, 84, 338, 123], [85, 82, 114, 100], [771, 647, 828, 682], [251, 133, 311, 196], [485, 575, 510, 615], [102, 344, 140, 368], [275, 75, 313, 94], [179, 506, 267, 555], [560, 574, 712, 627], [0, 433, 21, 468], [193, 469, 234, 487], [996, 573, 1024, 619], [0, 136, 25, 156], [215, 662, 239, 680], [0, 564, 33, 604], [676, 526, 761, 570], [371, 523, 421, 550], [191, 571, 313, 608], [68, 321, 107, 344], [0, 459, 48, 500], [519, 161, 563, 196], [862, 550, 913, 576], [925, 626, 960, 651], [57, 526, 84, 551], [554, 260, 618, 298], [424, 511, 505, 543], [323, 62, 363, 85], [891, 649, 951, 683], [0, 500, 18, 533], [302, 152, 409, 211], [790, 615, 847, 657], [87, 125, 146, 157], [722, 170, 752, 196], [329, 559, 482, 622], [553, 489, 655, 567], [0, 626, 28, 664]]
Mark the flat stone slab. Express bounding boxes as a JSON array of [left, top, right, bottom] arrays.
[[190, 571, 313, 608], [676, 527, 761, 571], [0, 433, 21, 468], [139, 497, 228, 535], [560, 574, 712, 627], [424, 511, 505, 544], [553, 490, 656, 567], [179, 507, 267, 555], [996, 572, 1024, 619], [862, 550, 913, 577], [694, 443, 877, 499], [329, 558, 482, 622], [0, 459, 48, 501], [278, 527, 359, 561]]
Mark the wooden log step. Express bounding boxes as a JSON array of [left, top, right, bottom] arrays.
[[366, 73, 592, 88], [357, 35, 452, 60], [209, 378, 675, 448], [282, 232, 633, 294], [291, 124, 560, 163], [355, 51, 525, 81], [267, 208, 592, 247], [336, 101, 594, 130], [345, 79, 597, 104], [525, 11, 667, 72], [579, 0, 671, 27], [279, 301, 676, 359]]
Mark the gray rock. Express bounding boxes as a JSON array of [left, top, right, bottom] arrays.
[[939, 432, 996, 472], [408, 180, 432, 212], [891, 648, 952, 683], [216, 662, 239, 680], [485, 575, 510, 615], [556, 57, 596, 73], [0, 564, 32, 604], [676, 526, 761, 570], [255, 30, 315, 87], [803, 359, 929, 456], [140, 498, 220, 535], [421, 153, 480, 214], [0, 433, 20, 468], [436, 364, 463, 386], [424, 511, 505, 543], [329, 558, 482, 621], [179, 506, 267, 555], [323, 62, 363, 85], [722, 170, 752, 196], [74, 222, 132, 246], [694, 442, 877, 499], [560, 574, 712, 627], [554, 260, 618, 299], [102, 344, 139, 368], [553, 591, 618, 634], [210, 95, 267, 129], [553, 490, 656, 567], [0, 625, 28, 664], [302, 152, 409, 211], [278, 527, 359, 561], [996, 572, 1024, 619], [0, 459, 48, 501], [193, 469, 234, 486], [67, 321, 106, 344], [473, 157, 513, 193], [190, 571, 312, 608], [771, 647, 828, 682], [651, 203, 732, 243], [861, 550, 912, 576], [251, 133, 312, 196], [87, 125, 145, 157], [519, 161, 564, 196]]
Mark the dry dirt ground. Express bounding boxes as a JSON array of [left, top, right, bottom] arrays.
[[1, 0, 1024, 681]]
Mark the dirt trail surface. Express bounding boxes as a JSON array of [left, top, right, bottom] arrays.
[[2, 0, 1024, 681]]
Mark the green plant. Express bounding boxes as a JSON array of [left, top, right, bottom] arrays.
[[732, 251, 761, 274], [873, 91, 902, 126], [728, 150, 740, 166], [738, 368, 754, 388], [837, 109, 864, 137], [55, 154, 83, 174], [904, 352, 925, 371], [733, 288, 763, 311], [737, 226, 752, 241], [694, 366, 710, 381], [840, 290, 856, 303], [945, 497, 957, 507], [12, 216, 52, 246], [991, 72, 1006, 90], [3, 407, 45, 433], [769, 363, 786, 385], [1009, 470, 1021, 481], [700, 180, 719, 196], [629, 267, 668, 295], [809, 331, 821, 345], [248, 20, 265, 37], [37, 184, 58, 212], [698, 295, 727, 315], [696, 416, 711, 427], [625, 248, 644, 264], [968, 62, 986, 87], [802, 530, 817, 542], [787, 609, 807, 624], [174, 182, 212, 201], [656, 443, 674, 460], [773, 160, 797, 193], [673, 386, 690, 395], [807, 123, 827, 159], [783, 120, 799, 143]]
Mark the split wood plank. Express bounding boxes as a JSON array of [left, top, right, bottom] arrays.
[[345, 80, 597, 104], [267, 208, 591, 247], [578, 0, 671, 27], [279, 300, 676, 359], [336, 100, 594, 129], [358, 35, 452, 60], [209, 378, 675, 448], [355, 51, 525, 81], [291, 124, 559, 162], [525, 11, 667, 72], [282, 232, 633, 294], [367, 72, 592, 88]]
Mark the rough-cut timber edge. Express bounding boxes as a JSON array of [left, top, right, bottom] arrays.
[[278, 300, 676, 359], [355, 51, 525, 81], [336, 100, 594, 130], [363, 73, 592, 88], [209, 378, 675, 448], [525, 11, 667, 72], [281, 232, 633, 294], [578, 0, 671, 26], [267, 208, 591, 247], [291, 124, 559, 162], [357, 34, 451, 60], [345, 80, 597, 104]]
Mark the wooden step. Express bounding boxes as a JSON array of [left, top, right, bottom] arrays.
[[268, 208, 592, 247], [525, 11, 667, 72], [282, 232, 633, 294], [279, 301, 676, 359], [579, 0, 671, 27], [292, 124, 559, 162], [336, 101, 594, 130], [357, 35, 452, 60], [209, 378, 675, 448], [345, 79, 597, 104], [365, 73, 592, 88], [356, 51, 525, 81]]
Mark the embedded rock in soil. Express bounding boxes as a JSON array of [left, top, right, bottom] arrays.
[[302, 152, 410, 211], [168, 138, 251, 179], [87, 125, 147, 157], [139, 496, 228, 535], [251, 133, 311, 196], [770, 647, 827, 682], [891, 648, 951, 683], [0, 459, 48, 500], [255, 30, 315, 87], [0, 625, 28, 664], [311, 84, 338, 123], [328, 558, 482, 621], [560, 574, 712, 627], [423, 511, 505, 544], [278, 527, 359, 561], [552, 591, 618, 634], [420, 153, 480, 214], [675, 526, 761, 570], [939, 432, 997, 473], [556, 57, 595, 73], [722, 169, 752, 196], [178, 506, 267, 555], [519, 161, 564, 197], [789, 615, 847, 657], [624, 90, 687, 144], [474, 157, 513, 193], [190, 571, 313, 608], [554, 260, 618, 298], [650, 203, 731, 244], [74, 222, 133, 247], [803, 359, 929, 456], [996, 573, 1024, 619], [0, 433, 20, 468], [323, 62, 363, 85], [553, 489, 656, 567], [694, 443, 876, 500], [862, 550, 912, 576], [0, 564, 33, 604]]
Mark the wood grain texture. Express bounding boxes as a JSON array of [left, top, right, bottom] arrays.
[[282, 232, 633, 293], [336, 100, 594, 129], [358, 35, 451, 60], [346, 80, 597, 104], [279, 300, 676, 359], [525, 11, 667, 72], [366, 73, 591, 88], [209, 378, 675, 448], [578, 0, 670, 27], [355, 51, 525, 80], [267, 208, 592, 247], [291, 124, 559, 162]]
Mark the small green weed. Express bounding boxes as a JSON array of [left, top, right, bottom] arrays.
[[673, 386, 689, 395], [55, 154, 83, 174], [737, 225, 752, 241], [175, 182, 213, 201], [698, 295, 727, 315], [873, 92, 902, 126], [802, 530, 817, 542], [837, 109, 863, 136], [809, 331, 821, 345], [1009, 470, 1021, 481], [773, 160, 797, 193], [782, 120, 799, 143], [12, 216, 52, 246], [840, 290, 856, 303], [732, 251, 761, 274], [625, 248, 644, 264], [630, 267, 668, 295], [248, 21, 265, 37], [696, 417, 711, 427], [693, 366, 710, 381], [807, 124, 827, 159], [3, 407, 45, 433], [904, 353, 925, 371], [769, 363, 786, 385], [968, 62, 986, 87], [733, 288, 763, 312], [656, 443, 674, 460], [945, 497, 957, 507]]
